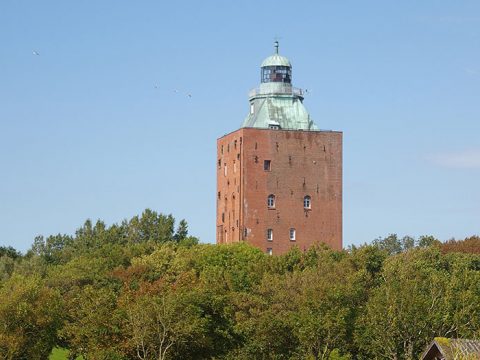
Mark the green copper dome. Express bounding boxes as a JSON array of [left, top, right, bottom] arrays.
[[261, 54, 291, 68], [242, 42, 319, 131]]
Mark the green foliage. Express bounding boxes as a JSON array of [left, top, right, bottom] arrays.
[[1, 210, 479, 360], [0, 246, 22, 281], [0, 274, 63, 359], [49, 347, 83, 360], [0, 246, 21, 259], [355, 247, 480, 359]]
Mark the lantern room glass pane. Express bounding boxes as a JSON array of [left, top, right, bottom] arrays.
[[261, 66, 292, 83]]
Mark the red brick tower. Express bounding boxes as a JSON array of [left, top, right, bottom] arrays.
[[216, 43, 342, 255]]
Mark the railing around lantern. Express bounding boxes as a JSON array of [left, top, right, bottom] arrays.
[[248, 87, 304, 98]]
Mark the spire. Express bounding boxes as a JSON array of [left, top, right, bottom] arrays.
[[274, 40, 279, 54]]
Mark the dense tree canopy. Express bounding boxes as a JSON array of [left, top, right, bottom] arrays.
[[0, 210, 479, 359]]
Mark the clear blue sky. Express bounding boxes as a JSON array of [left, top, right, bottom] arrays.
[[1, 1, 479, 252]]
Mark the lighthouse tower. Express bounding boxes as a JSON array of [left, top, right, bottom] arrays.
[[216, 43, 342, 255]]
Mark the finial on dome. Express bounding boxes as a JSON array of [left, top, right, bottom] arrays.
[[274, 40, 279, 54]]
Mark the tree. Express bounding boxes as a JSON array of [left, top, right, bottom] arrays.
[[174, 219, 188, 242], [441, 236, 480, 254], [0, 246, 21, 260], [372, 234, 413, 255], [356, 248, 452, 359], [59, 285, 124, 359], [120, 282, 209, 360], [0, 275, 63, 360]]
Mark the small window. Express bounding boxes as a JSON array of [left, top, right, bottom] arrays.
[[221, 145, 224, 154], [269, 124, 280, 130], [267, 248, 273, 256], [217, 159, 221, 169], [234, 140, 237, 149], [224, 165, 227, 176], [304, 195, 311, 209], [267, 194, 275, 208], [289, 228, 296, 241], [264, 160, 271, 171], [222, 213, 225, 223], [250, 103, 254, 114], [218, 191, 221, 200], [267, 228, 273, 241]]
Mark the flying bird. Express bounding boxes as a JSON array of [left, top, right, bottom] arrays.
[[32, 51, 40, 56]]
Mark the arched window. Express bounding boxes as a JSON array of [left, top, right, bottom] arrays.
[[289, 228, 296, 241], [304, 195, 311, 209], [267, 194, 275, 208]]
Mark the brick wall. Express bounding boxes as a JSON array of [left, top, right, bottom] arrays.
[[217, 128, 342, 254]]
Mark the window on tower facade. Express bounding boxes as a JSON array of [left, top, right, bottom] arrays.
[[264, 160, 271, 171], [267, 228, 273, 241], [267, 194, 275, 208], [304, 195, 311, 209], [289, 228, 296, 241], [266, 248, 273, 256]]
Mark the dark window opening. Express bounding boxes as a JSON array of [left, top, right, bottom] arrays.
[[267, 194, 275, 208], [264, 160, 271, 171], [304, 195, 311, 209], [290, 228, 296, 241], [267, 229, 273, 241]]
